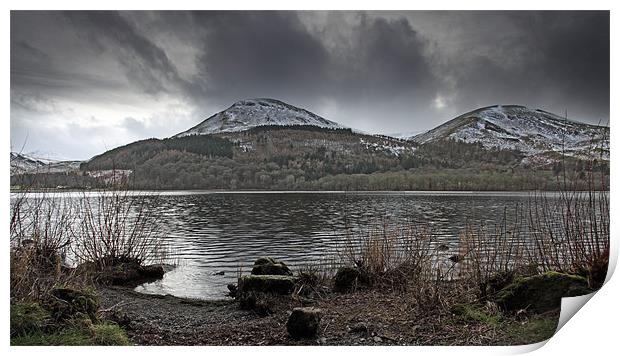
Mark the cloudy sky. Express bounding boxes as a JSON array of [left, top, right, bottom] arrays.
[[11, 11, 609, 160]]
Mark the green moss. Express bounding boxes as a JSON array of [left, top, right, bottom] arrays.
[[450, 303, 502, 326], [47, 288, 100, 322], [10, 323, 131, 346], [90, 323, 131, 346], [494, 271, 591, 313], [500, 315, 559, 345], [10, 303, 52, 337], [11, 329, 92, 346]]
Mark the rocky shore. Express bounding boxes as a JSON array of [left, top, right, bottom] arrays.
[[94, 257, 589, 346]]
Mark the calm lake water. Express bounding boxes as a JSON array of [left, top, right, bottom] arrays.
[[11, 190, 583, 299]]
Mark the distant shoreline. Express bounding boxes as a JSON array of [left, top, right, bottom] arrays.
[[10, 188, 610, 194]]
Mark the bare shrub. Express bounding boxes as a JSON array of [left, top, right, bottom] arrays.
[[10, 187, 171, 303], [10, 191, 84, 303], [71, 191, 167, 269]]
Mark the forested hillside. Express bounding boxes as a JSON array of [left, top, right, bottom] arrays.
[[12, 125, 608, 191], [11, 100, 609, 191]]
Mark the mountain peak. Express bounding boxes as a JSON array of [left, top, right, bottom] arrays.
[[411, 105, 608, 159], [175, 98, 344, 137]]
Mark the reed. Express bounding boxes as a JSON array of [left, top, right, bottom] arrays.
[[10, 190, 82, 302], [333, 176, 608, 303], [335, 216, 454, 305], [455, 185, 608, 290], [10, 187, 171, 303]]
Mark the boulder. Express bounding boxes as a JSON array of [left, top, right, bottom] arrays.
[[254, 257, 277, 265], [46, 288, 99, 322], [103, 309, 131, 328], [238, 292, 280, 315], [494, 271, 592, 313], [237, 275, 297, 312], [480, 271, 515, 298], [333, 266, 367, 293], [139, 264, 166, 279], [227, 283, 238, 298], [82, 261, 165, 287], [286, 307, 322, 339], [251, 257, 292, 276], [237, 275, 296, 295]]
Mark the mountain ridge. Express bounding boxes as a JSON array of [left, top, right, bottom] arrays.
[[10, 152, 82, 175], [175, 98, 345, 137], [409, 105, 608, 160]]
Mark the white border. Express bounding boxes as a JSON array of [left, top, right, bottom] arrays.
[[3, 2, 617, 356]]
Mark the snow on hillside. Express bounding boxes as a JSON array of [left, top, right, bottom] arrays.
[[175, 98, 345, 137], [410, 105, 609, 160], [359, 138, 416, 157], [10, 152, 82, 175]]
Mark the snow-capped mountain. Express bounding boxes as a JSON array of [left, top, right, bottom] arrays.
[[10, 152, 46, 174], [10, 152, 82, 175], [175, 98, 345, 137], [410, 105, 609, 159]]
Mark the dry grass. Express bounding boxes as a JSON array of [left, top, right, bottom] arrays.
[[332, 172, 609, 306], [10, 188, 170, 303], [10, 191, 84, 303], [334, 218, 456, 306], [456, 183, 609, 291]]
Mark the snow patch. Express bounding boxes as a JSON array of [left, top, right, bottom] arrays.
[[410, 105, 608, 160], [175, 98, 345, 137]]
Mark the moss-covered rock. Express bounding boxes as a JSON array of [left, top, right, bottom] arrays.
[[494, 271, 592, 313], [84, 261, 166, 287], [481, 271, 515, 298], [46, 288, 100, 323], [237, 274, 297, 312], [251, 257, 292, 276], [237, 291, 280, 315], [286, 307, 322, 339], [10, 303, 52, 337], [237, 275, 296, 295]]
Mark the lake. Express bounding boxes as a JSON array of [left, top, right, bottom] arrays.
[[11, 190, 583, 299]]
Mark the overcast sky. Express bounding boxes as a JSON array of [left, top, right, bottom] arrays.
[[11, 11, 609, 160]]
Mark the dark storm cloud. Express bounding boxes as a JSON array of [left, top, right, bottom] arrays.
[[189, 11, 330, 104], [339, 14, 438, 95], [432, 11, 609, 122], [62, 11, 191, 96], [185, 12, 438, 103], [10, 10, 609, 159]]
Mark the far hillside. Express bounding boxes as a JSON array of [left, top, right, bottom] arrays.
[[11, 100, 609, 191]]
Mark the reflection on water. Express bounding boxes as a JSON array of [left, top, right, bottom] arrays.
[[133, 191, 549, 299], [11, 191, 573, 300]]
